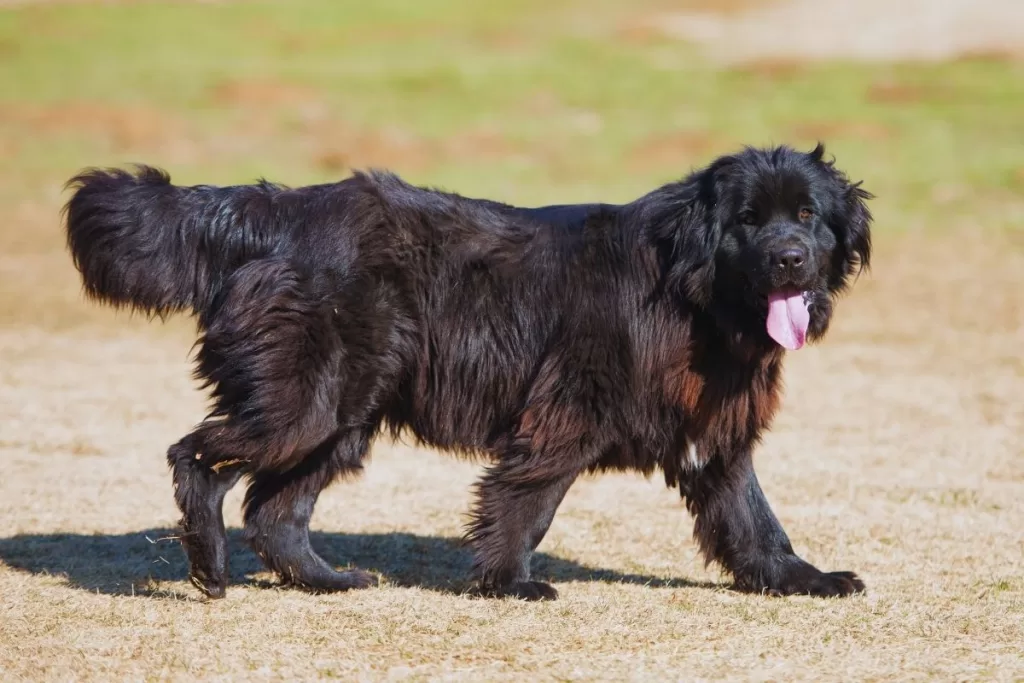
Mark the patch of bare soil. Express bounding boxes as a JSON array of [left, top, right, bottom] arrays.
[[864, 79, 955, 106], [725, 58, 808, 82], [655, 0, 1024, 64], [0, 101, 198, 160], [0, 93, 545, 183], [614, 0, 777, 44], [788, 120, 893, 143], [303, 119, 535, 175], [625, 130, 727, 171], [207, 78, 322, 108]]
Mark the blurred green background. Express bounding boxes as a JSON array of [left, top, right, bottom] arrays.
[[0, 0, 1022, 328]]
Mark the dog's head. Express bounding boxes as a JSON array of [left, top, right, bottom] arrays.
[[650, 143, 873, 350]]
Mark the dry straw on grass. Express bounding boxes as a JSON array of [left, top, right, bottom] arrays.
[[2, 231, 1022, 680]]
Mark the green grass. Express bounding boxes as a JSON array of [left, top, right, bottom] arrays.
[[2, 0, 1023, 236]]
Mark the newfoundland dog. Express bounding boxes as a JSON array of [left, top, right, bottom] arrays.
[[63, 143, 872, 601]]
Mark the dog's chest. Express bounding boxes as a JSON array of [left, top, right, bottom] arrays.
[[666, 355, 782, 463]]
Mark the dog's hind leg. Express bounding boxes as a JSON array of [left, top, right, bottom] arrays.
[[167, 433, 244, 598], [176, 258, 352, 597], [242, 428, 378, 592]]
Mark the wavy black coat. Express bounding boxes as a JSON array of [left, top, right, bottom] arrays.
[[63, 144, 872, 600]]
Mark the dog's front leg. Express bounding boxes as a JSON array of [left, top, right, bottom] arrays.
[[679, 450, 865, 597], [465, 460, 580, 601]]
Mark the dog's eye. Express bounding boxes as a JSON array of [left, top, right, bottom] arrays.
[[798, 208, 814, 221], [739, 211, 758, 226]]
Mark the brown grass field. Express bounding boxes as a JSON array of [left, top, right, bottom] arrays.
[[1, 0, 1022, 680]]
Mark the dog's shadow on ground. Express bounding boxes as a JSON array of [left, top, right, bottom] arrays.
[[0, 529, 720, 599]]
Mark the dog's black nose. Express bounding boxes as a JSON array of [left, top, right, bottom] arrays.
[[771, 246, 807, 272]]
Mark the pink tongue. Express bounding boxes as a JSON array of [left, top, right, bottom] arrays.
[[766, 291, 810, 350]]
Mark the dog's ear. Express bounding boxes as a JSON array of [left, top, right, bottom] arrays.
[[648, 156, 734, 307], [813, 144, 873, 281], [840, 182, 873, 276]]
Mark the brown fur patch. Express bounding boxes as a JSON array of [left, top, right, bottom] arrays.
[[675, 370, 707, 416]]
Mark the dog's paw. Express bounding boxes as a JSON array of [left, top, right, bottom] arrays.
[[182, 540, 229, 600], [737, 558, 865, 598], [805, 570, 865, 597], [769, 569, 864, 598], [332, 568, 380, 591], [284, 568, 379, 593], [478, 580, 559, 601], [189, 571, 228, 600]]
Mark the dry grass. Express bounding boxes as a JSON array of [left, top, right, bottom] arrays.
[[1, 0, 1023, 679], [1, 231, 1022, 681]]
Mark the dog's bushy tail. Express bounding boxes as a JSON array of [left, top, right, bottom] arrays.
[[63, 166, 277, 318]]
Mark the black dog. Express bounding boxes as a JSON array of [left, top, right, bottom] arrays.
[[63, 143, 872, 601]]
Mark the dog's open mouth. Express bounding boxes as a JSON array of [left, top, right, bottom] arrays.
[[766, 289, 810, 350]]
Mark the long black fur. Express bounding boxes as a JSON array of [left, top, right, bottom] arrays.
[[63, 143, 872, 600]]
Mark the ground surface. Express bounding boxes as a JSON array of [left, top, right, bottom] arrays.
[[1, 1, 1022, 681]]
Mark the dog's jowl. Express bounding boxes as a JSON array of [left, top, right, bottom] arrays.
[[63, 144, 872, 600]]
